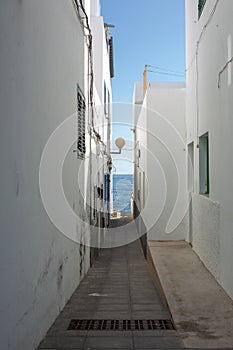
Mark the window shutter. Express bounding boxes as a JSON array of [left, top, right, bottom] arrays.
[[77, 85, 86, 159]]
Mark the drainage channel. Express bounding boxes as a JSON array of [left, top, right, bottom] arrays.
[[67, 319, 175, 331]]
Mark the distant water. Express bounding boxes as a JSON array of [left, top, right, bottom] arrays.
[[113, 174, 133, 212]]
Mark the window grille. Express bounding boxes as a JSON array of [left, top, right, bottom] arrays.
[[77, 85, 86, 159]]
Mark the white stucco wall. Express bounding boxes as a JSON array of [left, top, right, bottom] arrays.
[[90, 9, 113, 234], [192, 193, 221, 280], [90, 0, 101, 16], [186, 0, 233, 299], [135, 83, 187, 241], [0, 1, 91, 349]]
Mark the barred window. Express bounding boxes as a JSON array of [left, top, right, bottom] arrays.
[[77, 85, 86, 159]]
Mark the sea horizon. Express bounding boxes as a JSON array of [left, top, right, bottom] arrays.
[[112, 173, 133, 213]]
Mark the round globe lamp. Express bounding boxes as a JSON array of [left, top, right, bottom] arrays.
[[115, 137, 126, 150]]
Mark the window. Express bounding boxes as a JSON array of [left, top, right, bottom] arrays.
[[93, 185, 98, 221], [199, 133, 209, 195], [198, 0, 207, 18], [109, 37, 114, 78], [104, 173, 110, 203], [188, 142, 194, 192], [77, 85, 86, 159]]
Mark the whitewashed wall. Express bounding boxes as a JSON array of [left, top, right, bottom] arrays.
[[186, 0, 233, 299], [90, 10, 113, 235], [134, 83, 187, 241], [0, 1, 90, 349]]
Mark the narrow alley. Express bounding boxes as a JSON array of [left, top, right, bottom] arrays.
[[2, 1, 233, 349], [38, 217, 185, 350]]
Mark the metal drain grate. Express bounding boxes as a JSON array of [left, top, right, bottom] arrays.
[[67, 319, 175, 331]]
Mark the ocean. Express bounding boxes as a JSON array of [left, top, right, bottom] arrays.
[[112, 174, 133, 213]]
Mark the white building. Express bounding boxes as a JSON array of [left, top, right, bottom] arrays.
[[186, 0, 233, 299], [89, 1, 114, 243], [134, 0, 233, 302], [133, 82, 187, 255], [0, 0, 113, 349]]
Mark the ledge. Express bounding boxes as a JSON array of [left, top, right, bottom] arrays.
[[148, 240, 233, 349]]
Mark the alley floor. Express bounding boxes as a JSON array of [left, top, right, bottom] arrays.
[[38, 217, 185, 350]]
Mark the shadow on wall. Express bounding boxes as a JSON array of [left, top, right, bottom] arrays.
[[133, 201, 147, 258]]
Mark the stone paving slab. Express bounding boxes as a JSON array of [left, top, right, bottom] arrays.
[[38, 218, 185, 350], [39, 336, 85, 348], [133, 336, 185, 349], [148, 240, 233, 349], [84, 335, 133, 348], [132, 304, 166, 311]]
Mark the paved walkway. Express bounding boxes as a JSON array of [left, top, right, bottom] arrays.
[[38, 218, 185, 349], [148, 240, 233, 350]]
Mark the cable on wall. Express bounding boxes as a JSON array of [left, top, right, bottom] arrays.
[[185, 0, 220, 147], [186, 0, 220, 73], [73, 0, 110, 156], [218, 56, 233, 88]]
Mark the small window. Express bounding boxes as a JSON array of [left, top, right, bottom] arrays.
[[93, 185, 98, 221], [77, 85, 86, 159], [188, 142, 194, 192], [104, 173, 110, 202], [199, 132, 209, 195], [109, 37, 114, 78], [198, 0, 207, 18]]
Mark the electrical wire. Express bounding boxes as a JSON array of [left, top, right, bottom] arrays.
[[148, 65, 185, 75], [75, 0, 110, 157], [186, 0, 220, 73], [148, 69, 185, 78], [218, 56, 233, 88], [192, 0, 220, 145]]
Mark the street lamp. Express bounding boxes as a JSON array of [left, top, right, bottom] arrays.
[[110, 137, 126, 154]]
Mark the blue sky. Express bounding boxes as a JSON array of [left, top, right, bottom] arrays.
[[101, 0, 186, 173], [101, 0, 186, 103]]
